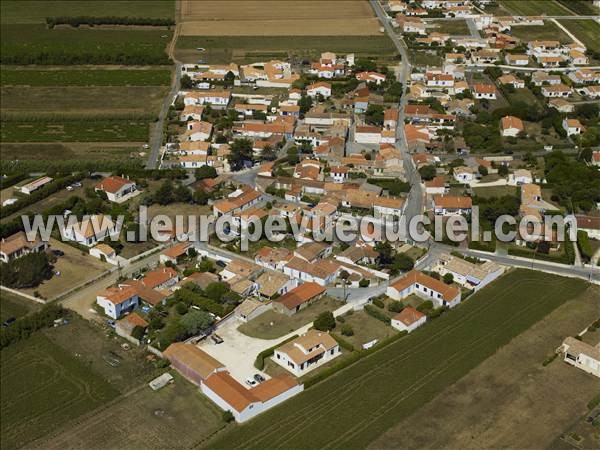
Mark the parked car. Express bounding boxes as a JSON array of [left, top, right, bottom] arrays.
[[52, 249, 65, 257], [245, 377, 258, 387], [71, 181, 82, 188], [211, 334, 223, 344], [2, 317, 16, 328], [253, 374, 265, 383], [66, 186, 73, 191], [106, 319, 116, 328], [215, 260, 227, 268]]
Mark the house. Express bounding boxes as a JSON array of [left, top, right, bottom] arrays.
[[330, 166, 349, 183], [563, 118, 584, 136], [396, 14, 426, 34], [356, 72, 386, 85], [96, 285, 139, 319], [432, 195, 472, 216], [306, 82, 332, 98], [234, 298, 272, 322], [141, 267, 179, 290], [559, 337, 600, 378], [115, 312, 148, 342], [581, 85, 600, 99], [531, 72, 561, 86], [63, 214, 118, 247], [213, 187, 262, 217], [424, 176, 446, 195], [384, 108, 399, 129], [254, 246, 294, 271], [283, 257, 340, 286], [17, 176, 53, 195], [472, 84, 497, 99], [89, 243, 116, 263], [272, 282, 326, 316], [335, 244, 378, 266], [95, 176, 137, 203], [180, 104, 204, 121], [273, 330, 341, 376], [425, 72, 454, 88], [592, 151, 600, 168], [159, 242, 193, 265], [219, 259, 260, 284], [548, 98, 574, 113], [435, 254, 504, 290], [184, 121, 213, 141], [183, 271, 220, 290], [163, 343, 226, 387], [373, 196, 405, 217], [0, 231, 48, 263], [505, 54, 529, 66], [497, 74, 525, 89], [201, 371, 303, 423], [391, 307, 426, 333], [542, 84, 572, 98], [569, 49, 588, 65], [575, 215, 600, 240], [537, 56, 564, 68], [472, 50, 498, 64], [500, 115, 524, 137], [294, 241, 331, 262], [386, 269, 461, 308], [514, 168, 533, 184], [453, 166, 475, 184], [255, 271, 296, 300], [355, 125, 382, 144], [184, 90, 231, 107]]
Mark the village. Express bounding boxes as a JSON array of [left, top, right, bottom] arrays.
[[1, 0, 600, 438]]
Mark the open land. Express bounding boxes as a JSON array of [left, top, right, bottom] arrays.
[[510, 21, 571, 43], [0, 68, 171, 87], [559, 19, 600, 50], [369, 284, 600, 450], [499, 0, 574, 16], [430, 19, 470, 35], [205, 270, 589, 449], [0, 142, 146, 162], [0, 291, 39, 322]]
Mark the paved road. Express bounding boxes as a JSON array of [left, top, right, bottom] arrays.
[[466, 17, 480, 38], [146, 3, 182, 169]]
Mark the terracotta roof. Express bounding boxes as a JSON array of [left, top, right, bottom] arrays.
[[0, 231, 43, 257], [275, 282, 326, 310], [575, 215, 600, 231], [390, 270, 459, 301], [203, 371, 258, 412], [277, 330, 338, 365], [99, 285, 138, 305], [141, 267, 178, 289], [307, 81, 332, 91], [163, 343, 225, 381], [501, 115, 524, 131], [123, 312, 149, 328], [96, 176, 133, 194], [161, 242, 192, 259], [433, 195, 472, 209], [473, 84, 496, 94], [393, 306, 426, 326], [250, 373, 299, 402]]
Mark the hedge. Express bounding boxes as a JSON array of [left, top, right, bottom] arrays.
[[254, 334, 298, 370], [577, 230, 592, 261], [331, 333, 355, 352], [0, 303, 65, 349], [364, 305, 391, 324], [0, 173, 28, 190], [46, 16, 175, 28]]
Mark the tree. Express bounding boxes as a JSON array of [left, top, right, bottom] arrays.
[[359, 278, 370, 288], [195, 165, 217, 180], [365, 104, 385, 126], [314, 311, 336, 331], [375, 241, 395, 266], [154, 179, 174, 205], [157, 321, 187, 348], [224, 70, 235, 87], [204, 282, 229, 302], [0, 252, 54, 289], [222, 411, 235, 423], [180, 74, 194, 89], [443, 273, 454, 285], [193, 188, 209, 205], [131, 325, 145, 341], [180, 310, 214, 335], [198, 258, 214, 272], [392, 253, 414, 274], [388, 300, 404, 313], [298, 95, 313, 115], [418, 165, 437, 181], [260, 144, 278, 161], [228, 138, 253, 171], [478, 165, 488, 176], [174, 184, 192, 203], [287, 146, 299, 165], [498, 165, 509, 177], [341, 324, 354, 336]]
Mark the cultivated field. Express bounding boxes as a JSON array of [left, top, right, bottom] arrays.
[[499, 0, 573, 16], [369, 284, 600, 450], [559, 19, 600, 50], [0, 333, 118, 450], [180, 0, 381, 36], [0, 68, 171, 87], [510, 21, 571, 43], [430, 19, 470, 35], [0, 142, 146, 162], [205, 270, 589, 449]]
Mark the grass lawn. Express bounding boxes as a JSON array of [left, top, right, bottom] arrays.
[[430, 19, 470, 35], [237, 296, 343, 339], [20, 239, 110, 300], [206, 270, 588, 449], [473, 185, 518, 199], [176, 35, 397, 64], [0, 291, 39, 322], [336, 310, 397, 350], [499, 0, 573, 15], [559, 19, 600, 51], [510, 21, 571, 43], [0, 0, 174, 24], [0, 332, 119, 450]]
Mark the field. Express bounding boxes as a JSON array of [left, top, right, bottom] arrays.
[[473, 185, 518, 198], [0, 291, 39, 322], [510, 21, 571, 43], [0, 0, 174, 24], [176, 35, 397, 64], [238, 297, 343, 339], [180, 0, 381, 36], [430, 19, 470, 35], [205, 270, 589, 449], [0, 68, 171, 86], [0, 333, 119, 450], [559, 19, 600, 50], [0, 142, 145, 162], [370, 284, 600, 449], [338, 310, 397, 349], [499, 0, 573, 15]]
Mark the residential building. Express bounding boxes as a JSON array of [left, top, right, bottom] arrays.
[[272, 282, 326, 316], [95, 176, 138, 203], [542, 84, 572, 98], [514, 168, 533, 184], [500, 115, 524, 137], [435, 254, 504, 290], [163, 343, 226, 387], [234, 298, 272, 322], [213, 187, 262, 217], [391, 307, 426, 333], [473, 84, 497, 99], [0, 231, 47, 263], [563, 118, 584, 136], [283, 257, 340, 286], [559, 337, 600, 378], [255, 271, 296, 300], [432, 195, 472, 216], [386, 269, 461, 308], [96, 285, 139, 319], [273, 330, 341, 376], [62, 214, 118, 247], [307, 82, 332, 98]]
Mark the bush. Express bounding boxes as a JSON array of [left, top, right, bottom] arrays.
[[364, 305, 390, 324], [443, 273, 454, 285], [0, 303, 65, 348], [388, 300, 404, 313], [0, 252, 54, 289], [222, 411, 235, 423], [46, 16, 175, 28], [372, 298, 385, 309], [314, 311, 336, 331], [175, 302, 188, 315], [341, 324, 354, 336], [131, 325, 145, 341], [577, 230, 593, 261], [358, 278, 370, 288], [331, 333, 354, 351]]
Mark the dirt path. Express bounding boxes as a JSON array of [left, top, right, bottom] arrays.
[[368, 285, 600, 450]]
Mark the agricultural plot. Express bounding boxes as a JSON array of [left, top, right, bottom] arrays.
[[0, 0, 174, 24], [559, 19, 600, 51], [0, 69, 171, 87], [510, 21, 571, 43], [206, 270, 588, 449], [0, 142, 145, 162], [499, 0, 573, 15], [0, 333, 119, 450], [430, 19, 470, 35]]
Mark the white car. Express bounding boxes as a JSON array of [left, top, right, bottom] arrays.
[[143, 144, 150, 149], [245, 377, 257, 387]]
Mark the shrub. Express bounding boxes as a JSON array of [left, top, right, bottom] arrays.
[[314, 311, 336, 331], [175, 302, 188, 315], [443, 273, 454, 285], [331, 333, 354, 351], [359, 278, 370, 288], [341, 324, 354, 336], [0, 303, 65, 348], [222, 411, 235, 423], [364, 305, 390, 324], [254, 335, 298, 370], [131, 325, 145, 341], [372, 298, 385, 309], [388, 300, 404, 313]]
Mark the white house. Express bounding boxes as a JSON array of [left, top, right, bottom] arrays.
[[500, 115, 524, 137], [184, 121, 213, 141], [514, 169, 533, 185], [89, 243, 117, 264], [273, 330, 341, 376], [63, 215, 118, 247], [432, 195, 472, 216], [306, 82, 332, 98], [330, 166, 348, 183], [0, 231, 48, 264], [542, 84, 572, 98], [453, 166, 475, 184], [356, 71, 387, 85], [473, 84, 496, 99], [355, 125, 382, 144], [283, 257, 339, 286], [95, 176, 138, 203], [563, 118, 584, 136], [435, 254, 505, 291], [391, 307, 426, 333], [18, 176, 53, 195], [560, 337, 600, 378], [386, 269, 461, 308], [96, 285, 139, 319], [184, 90, 231, 107]]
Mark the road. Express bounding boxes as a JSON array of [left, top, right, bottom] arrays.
[[146, 2, 182, 169], [466, 17, 480, 39], [370, 0, 424, 239]]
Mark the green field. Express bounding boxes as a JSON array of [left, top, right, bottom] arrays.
[[206, 270, 588, 449], [559, 19, 600, 50], [1, 24, 171, 65], [0, 292, 38, 322], [176, 35, 397, 63], [0, 142, 144, 162], [510, 21, 571, 43], [430, 19, 470, 35], [0, 69, 171, 86], [0, 0, 174, 24], [473, 185, 519, 199], [1, 333, 119, 450], [500, 0, 573, 15], [1, 119, 149, 142], [557, 0, 598, 15]]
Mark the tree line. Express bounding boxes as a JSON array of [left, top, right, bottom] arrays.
[[46, 16, 175, 28], [0, 303, 65, 349]]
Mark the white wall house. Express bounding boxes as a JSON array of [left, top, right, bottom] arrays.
[[95, 176, 138, 203], [96, 285, 139, 319], [560, 337, 600, 378], [355, 125, 382, 144], [273, 330, 341, 376], [386, 270, 461, 308], [391, 307, 427, 333], [63, 215, 118, 247]]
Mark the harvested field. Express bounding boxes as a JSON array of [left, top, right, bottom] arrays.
[[180, 0, 381, 36], [369, 284, 600, 450]]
